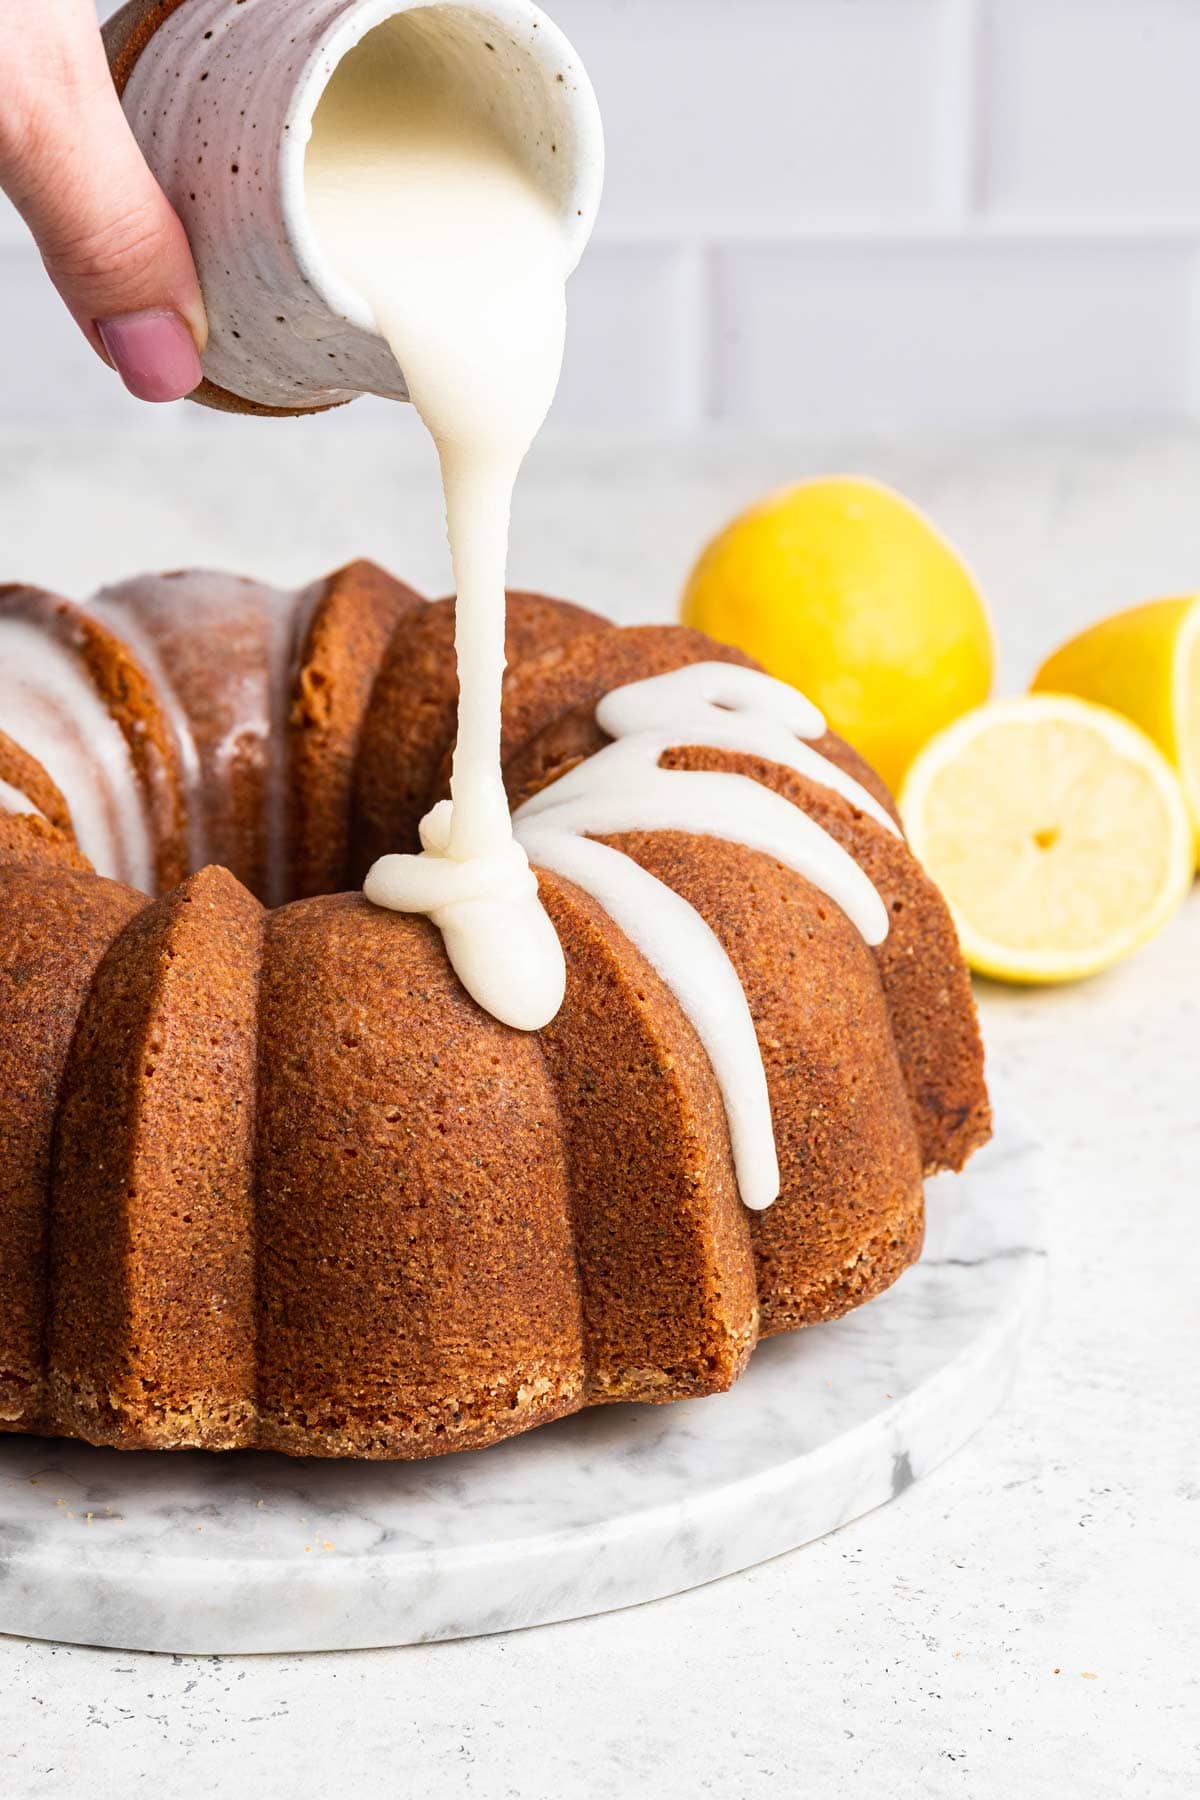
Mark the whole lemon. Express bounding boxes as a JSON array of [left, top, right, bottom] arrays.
[[680, 476, 994, 789]]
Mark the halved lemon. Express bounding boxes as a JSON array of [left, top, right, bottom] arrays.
[[900, 695, 1194, 983], [1033, 595, 1200, 862]]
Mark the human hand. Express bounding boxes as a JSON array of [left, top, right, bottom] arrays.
[[0, 0, 206, 402]]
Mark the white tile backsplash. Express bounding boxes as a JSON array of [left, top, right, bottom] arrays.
[[981, 0, 1200, 221], [548, 0, 955, 234], [713, 236, 1196, 433], [552, 243, 705, 429], [3, 0, 1200, 433]]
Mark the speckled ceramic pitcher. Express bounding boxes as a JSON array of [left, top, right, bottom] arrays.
[[104, 0, 604, 416]]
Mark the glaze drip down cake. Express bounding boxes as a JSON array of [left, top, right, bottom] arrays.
[[0, 563, 989, 1459]]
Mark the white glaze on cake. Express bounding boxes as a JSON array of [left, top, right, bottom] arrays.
[[0, 618, 153, 890], [370, 799, 566, 1030], [595, 663, 899, 838], [516, 663, 892, 1211], [0, 778, 43, 822], [91, 572, 303, 905], [371, 661, 894, 1211]]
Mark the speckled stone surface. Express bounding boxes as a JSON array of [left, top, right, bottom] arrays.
[[0, 428, 1194, 1794], [0, 1102, 1042, 1655]]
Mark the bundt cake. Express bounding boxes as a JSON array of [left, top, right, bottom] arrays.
[[0, 561, 990, 1459]]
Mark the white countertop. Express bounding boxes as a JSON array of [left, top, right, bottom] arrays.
[[0, 423, 1195, 1798]]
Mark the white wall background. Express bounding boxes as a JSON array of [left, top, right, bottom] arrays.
[[3, 0, 1200, 435]]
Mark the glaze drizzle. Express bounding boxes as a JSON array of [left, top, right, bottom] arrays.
[[0, 617, 154, 891], [368, 661, 894, 1210]]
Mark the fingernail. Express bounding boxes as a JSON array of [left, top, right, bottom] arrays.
[[96, 309, 203, 403]]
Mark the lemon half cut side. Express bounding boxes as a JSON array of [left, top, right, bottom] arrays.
[[900, 695, 1194, 984]]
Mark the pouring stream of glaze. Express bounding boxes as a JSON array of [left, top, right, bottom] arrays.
[[306, 13, 571, 1028]]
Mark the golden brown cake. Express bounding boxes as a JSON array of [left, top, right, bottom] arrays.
[[0, 562, 989, 1458]]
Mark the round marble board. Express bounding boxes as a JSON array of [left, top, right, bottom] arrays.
[[0, 1092, 1045, 1655]]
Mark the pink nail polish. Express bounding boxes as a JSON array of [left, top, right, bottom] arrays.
[[96, 310, 203, 403]]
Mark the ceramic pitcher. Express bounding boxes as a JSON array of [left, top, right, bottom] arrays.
[[104, 0, 604, 415]]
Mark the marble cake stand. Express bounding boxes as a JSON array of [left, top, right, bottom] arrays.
[[0, 1098, 1045, 1654]]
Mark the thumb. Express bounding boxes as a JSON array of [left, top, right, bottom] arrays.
[[0, 1, 207, 402]]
